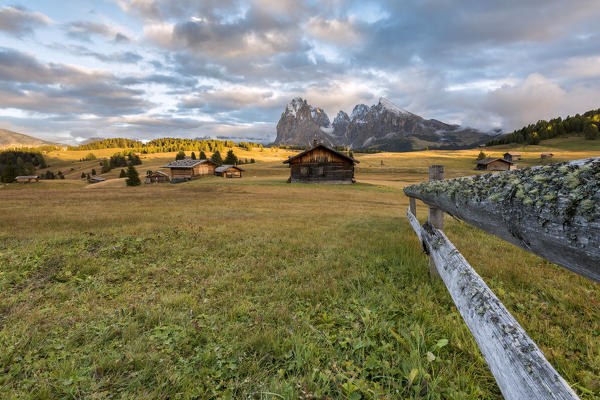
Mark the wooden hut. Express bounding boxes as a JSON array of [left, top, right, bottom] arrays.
[[503, 152, 521, 162], [162, 159, 217, 182], [88, 176, 106, 183], [283, 141, 359, 184], [476, 158, 516, 171], [541, 153, 554, 159], [14, 175, 39, 183], [214, 165, 244, 178], [145, 170, 170, 184]]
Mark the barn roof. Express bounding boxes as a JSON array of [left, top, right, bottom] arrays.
[[215, 164, 244, 172], [282, 143, 359, 164], [162, 159, 216, 168], [477, 157, 513, 165], [15, 175, 38, 179], [148, 170, 169, 177], [89, 176, 106, 181]]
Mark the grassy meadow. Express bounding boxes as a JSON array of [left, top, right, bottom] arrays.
[[0, 139, 599, 399]]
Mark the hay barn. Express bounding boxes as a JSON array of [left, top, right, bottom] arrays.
[[541, 153, 554, 159], [145, 170, 170, 184], [503, 152, 521, 162], [477, 158, 516, 171], [214, 165, 244, 178], [162, 159, 217, 182], [88, 176, 106, 183], [15, 175, 39, 183], [283, 141, 359, 184]]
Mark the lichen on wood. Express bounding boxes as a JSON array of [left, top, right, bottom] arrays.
[[404, 158, 600, 282]]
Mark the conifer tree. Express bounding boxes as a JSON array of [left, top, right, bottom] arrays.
[[81, 172, 86, 179], [119, 169, 126, 178], [476, 150, 487, 160], [210, 150, 223, 165], [223, 150, 238, 165], [92, 169, 96, 175], [126, 165, 141, 186], [199, 151, 207, 160], [175, 150, 186, 160], [1, 161, 16, 183], [191, 152, 197, 160]]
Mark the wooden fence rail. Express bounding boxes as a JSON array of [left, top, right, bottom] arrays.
[[403, 160, 600, 399], [404, 157, 600, 283], [407, 210, 579, 400]]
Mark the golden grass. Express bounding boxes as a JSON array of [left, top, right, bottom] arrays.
[[0, 138, 598, 398]]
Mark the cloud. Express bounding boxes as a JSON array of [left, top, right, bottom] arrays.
[[65, 20, 132, 42], [0, 6, 51, 37], [306, 16, 363, 46]]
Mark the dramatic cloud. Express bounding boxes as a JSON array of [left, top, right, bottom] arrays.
[[0, 6, 51, 36], [1, 0, 599, 143], [65, 21, 131, 42]]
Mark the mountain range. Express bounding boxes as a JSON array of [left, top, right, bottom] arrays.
[[0, 129, 57, 149], [274, 97, 496, 151]]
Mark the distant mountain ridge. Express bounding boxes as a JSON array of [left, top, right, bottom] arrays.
[[0, 128, 57, 149], [274, 97, 494, 151]]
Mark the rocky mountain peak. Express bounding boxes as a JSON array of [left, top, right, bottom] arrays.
[[350, 104, 369, 122], [274, 97, 491, 150]]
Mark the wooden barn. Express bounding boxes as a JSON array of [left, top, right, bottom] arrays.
[[541, 152, 554, 159], [145, 170, 170, 184], [162, 159, 217, 182], [15, 175, 39, 183], [503, 152, 521, 162], [214, 165, 244, 178], [88, 176, 106, 183], [283, 141, 359, 184], [477, 158, 516, 171]]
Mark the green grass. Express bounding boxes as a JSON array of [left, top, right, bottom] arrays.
[[0, 141, 599, 399]]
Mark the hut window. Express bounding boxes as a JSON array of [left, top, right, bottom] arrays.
[[315, 167, 324, 176], [300, 167, 309, 176]]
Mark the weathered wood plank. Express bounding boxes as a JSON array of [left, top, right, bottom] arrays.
[[407, 209, 580, 400], [404, 157, 600, 283], [428, 165, 444, 279]]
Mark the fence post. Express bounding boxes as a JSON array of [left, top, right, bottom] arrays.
[[409, 197, 416, 217], [428, 165, 444, 279]]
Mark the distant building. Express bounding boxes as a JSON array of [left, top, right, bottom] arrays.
[[88, 176, 106, 183], [503, 152, 521, 162], [215, 165, 244, 178], [477, 158, 516, 171], [162, 159, 217, 182], [283, 140, 359, 184], [541, 153, 554, 159], [15, 175, 39, 183], [145, 170, 170, 184]]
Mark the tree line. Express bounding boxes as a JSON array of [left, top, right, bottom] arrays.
[[487, 109, 600, 146], [0, 151, 47, 182], [69, 138, 264, 154]]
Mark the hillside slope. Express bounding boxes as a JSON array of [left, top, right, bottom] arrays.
[[0, 128, 56, 149]]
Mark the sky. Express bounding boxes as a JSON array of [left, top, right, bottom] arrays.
[[0, 0, 599, 144]]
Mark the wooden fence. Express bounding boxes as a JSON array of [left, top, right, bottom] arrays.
[[404, 158, 600, 400]]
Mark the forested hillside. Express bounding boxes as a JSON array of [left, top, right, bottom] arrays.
[[0, 151, 46, 182], [488, 109, 600, 145], [68, 138, 264, 154]]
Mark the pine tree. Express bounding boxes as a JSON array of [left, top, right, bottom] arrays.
[[175, 151, 186, 160], [223, 150, 238, 165], [81, 172, 86, 179], [584, 122, 599, 140], [1, 161, 17, 183], [119, 169, 126, 178], [250, 158, 255, 163], [200, 151, 207, 160], [126, 165, 141, 186], [57, 171, 65, 179], [476, 150, 487, 160], [210, 151, 223, 165], [92, 169, 96, 175], [191, 152, 197, 160]]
